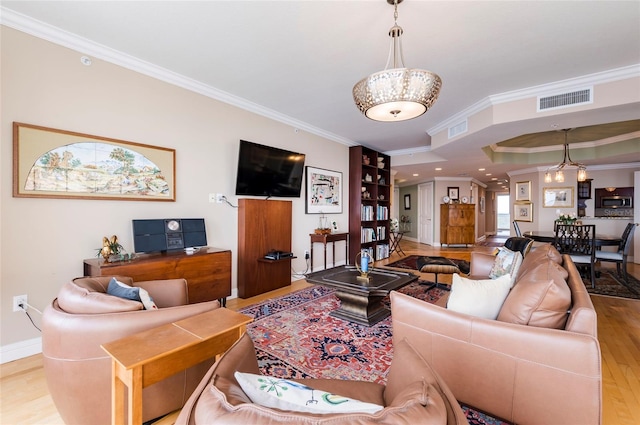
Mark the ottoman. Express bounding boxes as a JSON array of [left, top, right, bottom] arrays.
[[416, 256, 468, 284]]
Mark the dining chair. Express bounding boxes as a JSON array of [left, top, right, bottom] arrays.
[[595, 223, 637, 284], [513, 220, 522, 237], [554, 224, 596, 288]]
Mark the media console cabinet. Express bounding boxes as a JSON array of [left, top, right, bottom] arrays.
[[83, 247, 231, 305]]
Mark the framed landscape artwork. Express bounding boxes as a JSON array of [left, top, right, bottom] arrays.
[[305, 166, 342, 214], [13, 122, 176, 201], [543, 187, 574, 208]]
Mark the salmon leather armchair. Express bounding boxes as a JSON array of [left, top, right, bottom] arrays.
[[42, 275, 221, 425]]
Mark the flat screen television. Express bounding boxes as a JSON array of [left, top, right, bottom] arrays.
[[235, 140, 306, 198]]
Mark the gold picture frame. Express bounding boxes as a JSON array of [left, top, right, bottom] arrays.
[[515, 181, 531, 202], [514, 202, 533, 222], [543, 187, 574, 208], [13, 122, 176, 201]]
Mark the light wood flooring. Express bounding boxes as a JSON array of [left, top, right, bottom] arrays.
[[1, 239, 639, 425]]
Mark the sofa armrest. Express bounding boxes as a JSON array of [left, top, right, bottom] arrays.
[[468, 251, 494, 278], [137, 278, 189, 307], [390, 291, 602, 425]]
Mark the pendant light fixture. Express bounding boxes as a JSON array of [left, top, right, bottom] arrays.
[[544, 129, 587, 183], [353, 0, 442, 122]]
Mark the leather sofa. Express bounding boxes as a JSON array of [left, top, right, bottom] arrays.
[[42, 276, 221, 425], [392, 243, 602, 425], [176, 331, 469, 424]]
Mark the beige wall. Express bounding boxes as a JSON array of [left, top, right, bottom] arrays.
[[1, 27, 350, 360]]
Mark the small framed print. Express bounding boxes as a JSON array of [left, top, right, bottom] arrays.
[[404, 194, 411, 210], [514, 202, 533, 222], [515, 181, 531, 202], [447, 187, 459, 200]]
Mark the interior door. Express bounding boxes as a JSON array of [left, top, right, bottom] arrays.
[[418, 182, 434, 245]]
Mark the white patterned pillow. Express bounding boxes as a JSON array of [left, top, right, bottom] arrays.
[[447, 274, 512, 320], [489, 247, 523, 287], [234, 372, 383, 414]]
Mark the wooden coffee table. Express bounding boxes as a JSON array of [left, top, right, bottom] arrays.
[[306, 265, 418, 326], [101, 308, 252, 425]]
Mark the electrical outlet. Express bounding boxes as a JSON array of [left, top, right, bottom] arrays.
[[13, 295, 27, 312], [208, 193, 217, 203], [304, 250, 310, 260], [216, 193, 224, 204]]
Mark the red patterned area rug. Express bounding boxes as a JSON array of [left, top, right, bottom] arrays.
[[240, 282, 510, 425]]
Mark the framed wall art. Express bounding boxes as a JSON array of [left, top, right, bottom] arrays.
[[13, 122, 176, 201], [543, 187, 574, 208], [305, 166, 342, 214], [515, 181, 531, 202], [404, 194, 411, 210], [447, 186, 459, 200], [514, 202, 533, 222]]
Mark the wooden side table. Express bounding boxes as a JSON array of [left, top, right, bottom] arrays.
[[101, 308, 252, 425], [309, 232, 349, 270]]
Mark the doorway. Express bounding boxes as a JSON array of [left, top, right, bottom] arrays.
[[497, 194, 511, 235]]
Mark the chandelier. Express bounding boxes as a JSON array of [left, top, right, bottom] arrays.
[[544, 129, 587, 183], [353, 0, 442, 122]]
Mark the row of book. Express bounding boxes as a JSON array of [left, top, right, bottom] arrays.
[[360, 244, 390, 262], [360, 205, 389, 221], [361, 226, 387, 243]]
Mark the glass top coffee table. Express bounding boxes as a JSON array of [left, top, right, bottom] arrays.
[[305, 265, 418, 326]]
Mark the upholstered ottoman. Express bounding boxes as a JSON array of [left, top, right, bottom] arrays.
[[416, 256, 469, 283]]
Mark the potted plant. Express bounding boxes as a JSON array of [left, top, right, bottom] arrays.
[[97, 235, 128, 262]]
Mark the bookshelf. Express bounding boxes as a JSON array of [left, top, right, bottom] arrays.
[[348, 146, 391, 264]]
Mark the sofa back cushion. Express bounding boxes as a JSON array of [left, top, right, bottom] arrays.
[[497, 260, 571, 329], [517, 243, 563, 279], [58, 277, 143, 314]]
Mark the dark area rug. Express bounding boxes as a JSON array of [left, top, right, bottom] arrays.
[[386, 254, 470, 274], [240, 283, 509, 425], [588, 270, 640, 300]]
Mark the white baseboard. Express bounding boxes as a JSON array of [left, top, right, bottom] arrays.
[[0, 337, 42, 364]]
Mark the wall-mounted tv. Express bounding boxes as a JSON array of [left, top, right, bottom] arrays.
[[235, 140, 306, 198]]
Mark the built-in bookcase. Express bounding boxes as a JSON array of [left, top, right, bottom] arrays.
[[348, 146, 391, 263]]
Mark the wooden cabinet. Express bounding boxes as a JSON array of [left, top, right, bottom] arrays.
[[237, 199, 292, 298], [348, 146, 391, 263], [83, 247, 231, 304], [440, 204, 475, 246]]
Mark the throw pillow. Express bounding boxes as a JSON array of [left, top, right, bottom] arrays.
[[497, 260, 571, 329], [446, 274, 512, 320], [489, 247, 523, 286], [234, 371, 384, 415], [107, 278, 158, 310]]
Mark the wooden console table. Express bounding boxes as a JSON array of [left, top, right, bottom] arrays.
[[83, 247, 231, 305], [101, 308, 252, 425], [309, 232, 349, 270]]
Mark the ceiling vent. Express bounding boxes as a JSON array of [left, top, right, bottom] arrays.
[[537, 87, 593, 112], [448, 119, 468, 139]]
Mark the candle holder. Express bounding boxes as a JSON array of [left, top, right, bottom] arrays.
[[354, 250, 373, 283]]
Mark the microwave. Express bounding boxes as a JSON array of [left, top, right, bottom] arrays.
[[600, 196, 632, 209]]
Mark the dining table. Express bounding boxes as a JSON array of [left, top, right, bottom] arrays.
[[523, 230, 622, 248]]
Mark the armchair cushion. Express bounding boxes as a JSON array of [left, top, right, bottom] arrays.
[[447, 273, 512, 319], [497, 260, 571, 329]]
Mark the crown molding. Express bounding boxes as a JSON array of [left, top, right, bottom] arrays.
[[0, 7, 356, 147], [427, 64, 640, 136]]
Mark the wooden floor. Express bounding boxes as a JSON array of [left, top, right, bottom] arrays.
[[1, 238, 639, 425]]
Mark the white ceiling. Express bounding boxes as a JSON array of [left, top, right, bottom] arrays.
[[2, 1, 640, 188]]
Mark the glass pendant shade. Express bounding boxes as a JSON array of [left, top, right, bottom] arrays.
[[543, 130, 587, 183], [353, 0, 441, 122]]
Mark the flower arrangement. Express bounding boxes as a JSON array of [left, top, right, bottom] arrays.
[[558, 212, 577, 224], [390, 218, 399, 232]]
